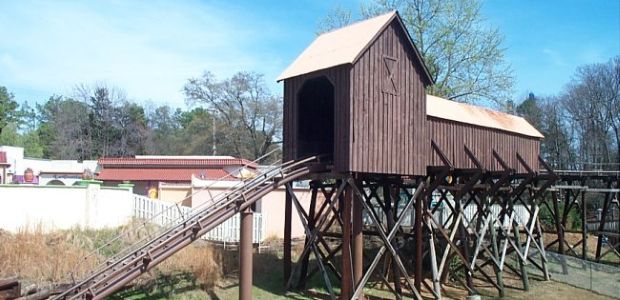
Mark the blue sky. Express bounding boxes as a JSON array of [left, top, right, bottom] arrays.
[[0, 0, 618, 107]]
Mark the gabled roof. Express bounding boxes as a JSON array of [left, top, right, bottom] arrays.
[[277, 11, 433, 84], [426, 94, 544, 139]]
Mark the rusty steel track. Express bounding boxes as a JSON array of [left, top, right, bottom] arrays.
[[52, 156, 329, 300]]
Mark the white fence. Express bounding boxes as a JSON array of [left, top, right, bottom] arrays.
[[133, 195, 265, 243], [202, 213, 265, 244], [435, 203, 532, 229], [586, 220, 619, 232], [365, 200, 532, 230], [133, 194, 192, 227]]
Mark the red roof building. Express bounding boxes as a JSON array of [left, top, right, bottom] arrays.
[[96, 155, 258, 196]]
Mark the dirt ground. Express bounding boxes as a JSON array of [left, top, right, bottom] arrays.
[[437, 274, 617, 300], [545, 231, 619, 263]]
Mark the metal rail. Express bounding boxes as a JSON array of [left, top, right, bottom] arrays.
[[52, 156, 328, 300]]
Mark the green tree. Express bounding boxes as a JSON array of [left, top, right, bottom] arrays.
[[115, 102, 148, 156], [37, 96, 92, 160], [82, 86, 122, 157], [318, 0, 514, 107], [0, 122, 44, 158], [17, 101, 37, 132], [177, 107, 218, 155], [0, 122, 19, 146], [516, 93, 544, 133], [145, 105, 183, 155], [0, 86, 18, 135]]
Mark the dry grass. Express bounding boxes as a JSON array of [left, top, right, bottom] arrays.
[[0, 226, 99, 287], [0, 224, 223, 294], [155, 243, 222, 289]]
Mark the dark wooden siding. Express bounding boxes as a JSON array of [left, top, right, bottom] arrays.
[[428, 117, 541, 173], [349, 20, 429, 176], [283, 66, 351, 171]]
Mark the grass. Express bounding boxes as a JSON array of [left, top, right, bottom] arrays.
[[0, 225, 101, 287], [0, 222, 222, 296], [2, 225, 617, 300]]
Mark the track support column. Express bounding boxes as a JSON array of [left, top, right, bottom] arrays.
[[581, 191, 588, 260], [284, 192, 292, 283], [240, 207, 253, 300], [352, 179, 364, 294], [341, 184, 354, 299]]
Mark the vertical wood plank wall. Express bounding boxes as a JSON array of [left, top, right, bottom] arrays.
[[283, 66, 351, 172], [349, 21, 429, 176], [427, 117, 541, 173]]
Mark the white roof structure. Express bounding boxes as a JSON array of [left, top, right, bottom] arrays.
[[426, 94, 544, 139]]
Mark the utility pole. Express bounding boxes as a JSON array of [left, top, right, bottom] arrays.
[[212, 113, 217, 155]]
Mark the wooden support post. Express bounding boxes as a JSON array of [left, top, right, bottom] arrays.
[[551, 191, 568, 274], [341, 185, 353, 300], [284, 191, 292, 283], [298, 184, 318, 289], [352, 180, 364, 292], [414, 184, 423, 293], [617, 190, 620, 255], [384, 184, 402, 296], [240, 207, 253, 300], [457, 211, 474, 294], [489, 214, 505, 297], [581, 191, 587, 260], [595, 182, 613, 260], [512, 221, 529, 291]]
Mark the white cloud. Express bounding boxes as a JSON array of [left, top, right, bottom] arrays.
[[0, 0, 288, 106]]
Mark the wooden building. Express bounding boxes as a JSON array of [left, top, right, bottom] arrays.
[[279, 11, 543, 176], [427, 95, 543, 173], [278, 11, 433, 176]]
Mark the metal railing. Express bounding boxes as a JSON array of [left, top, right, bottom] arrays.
[[54, 155, 325, 299], [523, 250, 620, 299]]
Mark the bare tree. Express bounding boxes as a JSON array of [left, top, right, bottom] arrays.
[[561, 56, 620, 170], [184, 71, 282, 161]]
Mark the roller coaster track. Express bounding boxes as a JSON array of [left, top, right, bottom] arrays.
[[52, 156, 329, 300]]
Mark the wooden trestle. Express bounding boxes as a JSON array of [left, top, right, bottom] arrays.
[[50, 154, 618, 300], [283, 143, 560, 299], [542, 170, 620, 264]]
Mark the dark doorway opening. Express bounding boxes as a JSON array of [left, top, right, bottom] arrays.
[[297, 76, 335, 160]]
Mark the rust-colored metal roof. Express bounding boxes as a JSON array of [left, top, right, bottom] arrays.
[[277, 11, 433, 84], [98, 157, 257, 169], [426, 94, 544, 139], [96, 168, 233, 181]]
